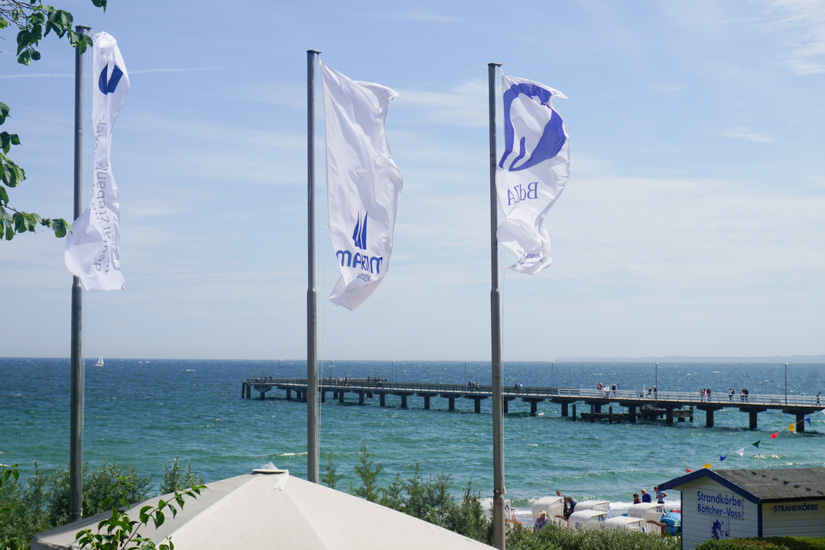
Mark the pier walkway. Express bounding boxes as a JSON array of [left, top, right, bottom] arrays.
[[241, 377, 823, 432]]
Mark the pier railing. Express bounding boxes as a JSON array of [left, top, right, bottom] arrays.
[[245, 377, 822, 408]]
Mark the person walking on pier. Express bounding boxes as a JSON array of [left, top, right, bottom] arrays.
[[729, 388, 734, 401], [817, 392, 821, 406]]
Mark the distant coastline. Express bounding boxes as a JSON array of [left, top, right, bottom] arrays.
[[558, 355, 825, 363]]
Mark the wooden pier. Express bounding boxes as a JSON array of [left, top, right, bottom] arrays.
[[241, 377, 823, 432]]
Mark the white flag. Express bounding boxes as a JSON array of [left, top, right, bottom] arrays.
[[64, 31, 129, 291], [321, 63, 403, 310], [496, 74, 569, 274]]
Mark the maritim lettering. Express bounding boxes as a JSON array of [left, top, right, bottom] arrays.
[[696, 491, 743, 520], [336, 249, 383, 281]]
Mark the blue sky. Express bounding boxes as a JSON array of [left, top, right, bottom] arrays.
[[2, 0, 824, 361]]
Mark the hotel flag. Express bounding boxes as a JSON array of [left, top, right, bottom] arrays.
[[320, 63, 403, 310], [495, 74, 570, 274], [64, 31, 129, 291]]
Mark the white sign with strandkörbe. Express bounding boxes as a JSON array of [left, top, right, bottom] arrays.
[[696, 491, 744, 521]]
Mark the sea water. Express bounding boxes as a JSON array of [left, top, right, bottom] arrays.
[[2, 358, 824, 512]]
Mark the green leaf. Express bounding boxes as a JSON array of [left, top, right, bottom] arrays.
[[154, 510, 165, 527], [0, 186, 9, 205], [4, 223, 13, 241], [0, 102, 9, 125], [18, 49, 32, 66], [91, 0, 108, 11]]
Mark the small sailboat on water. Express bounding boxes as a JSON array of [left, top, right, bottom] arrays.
[[93, 354, 104, 367]]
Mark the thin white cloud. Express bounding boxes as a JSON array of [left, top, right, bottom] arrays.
[[760, 0, 825, 75], [0, 73, 72, 79], [719, 126, 776, 143], [0, 67, 222, 79], [377, 12, 464, 23], [396, 80, 488, 127], [129, 66, 224, 75]]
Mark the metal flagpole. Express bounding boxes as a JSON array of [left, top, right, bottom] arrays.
[[306, 49, 321, 483], [488, 61, 506, 550], [69, 24, 91, 523]]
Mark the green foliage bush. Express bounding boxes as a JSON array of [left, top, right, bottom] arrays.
[[506, 521, 681, 550], [697, 538, 825, 550], [0, 458, 200, 550]]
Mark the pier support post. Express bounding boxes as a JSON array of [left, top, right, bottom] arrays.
[[571, 404, 577, 421], [320, 391, 326, 403], [796, 413, 806, 433], [750, 410, 758, 430], [401, 395, 408, 408], [502, 399, 508, 414], [241, 382, 246, 398], [530, 401, 537, 416], [286, 389, 292, 400], [609, 406, 613, 424], [561, 402, 568, 417], [590, 404, 596, 423], [474, 398, 481, 414], [628, 405, 637, 423], [338, 391, 345, 403], [666, 407, 674, 425], [380, 393, 386, 407], [424, 395, 431, 410], [706, 409, 714, 428], [359, 392, 365, 405], [448, 397, 455, 411]]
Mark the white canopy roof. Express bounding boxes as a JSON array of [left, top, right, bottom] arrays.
[[32, 471, 493, 550]]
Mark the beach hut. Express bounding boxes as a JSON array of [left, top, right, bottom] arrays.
[[531, 495, 565, 525], [573, 499, 610, 512], [567, 509, 608, 530], [603, 516, 646, 532], [659, 467, 825, 550], [32, 469, 493, 550], [627, 502, 666, 534]]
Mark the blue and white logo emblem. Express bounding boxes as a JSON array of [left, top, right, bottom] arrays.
[[336, 211, 383, 277], [499, 82, 566, 172], [352, 211, 368, 250], [98, 64, 125, 95]]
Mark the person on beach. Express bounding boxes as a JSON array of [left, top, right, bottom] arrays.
[[817, 391, 821, 406], [633, 493, 641, 504], [534, 511, 548, 531], [641, 489, 652, 503], [655, 486, 667, 504], [729, 388, 734, 401], [563, 496, 577, 519]]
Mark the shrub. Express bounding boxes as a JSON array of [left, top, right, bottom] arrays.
[[697, 539, 825, 550]]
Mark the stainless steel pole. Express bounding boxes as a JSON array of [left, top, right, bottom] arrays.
[[488, 61, 505, 550], [69, 25, 91, 523], [306, 49, 321, 483]]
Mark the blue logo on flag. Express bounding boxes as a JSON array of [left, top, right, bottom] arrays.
[[352, 212, 368, 250], [98, 64, 124, 95], [500, 82, 566, 172]]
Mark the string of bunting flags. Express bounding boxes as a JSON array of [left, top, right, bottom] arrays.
[[684, 408, 825, 473]]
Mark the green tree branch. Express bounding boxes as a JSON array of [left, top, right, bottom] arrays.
[[0, 0, 107, 241]]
